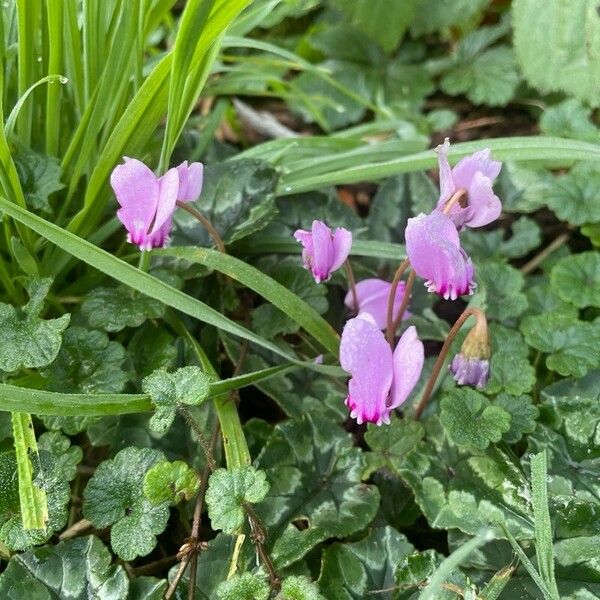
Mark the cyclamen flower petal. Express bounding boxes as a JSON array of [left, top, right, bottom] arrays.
[[293, 220, 352, 283], [405, 211, 475, 300], [111, 158, 204, 250], [343, 278, 410, 329], [176, 160, 204, 202], [436, 138, 502, 229], [340, 315, 424, 425], [450, 354, 490, 389]]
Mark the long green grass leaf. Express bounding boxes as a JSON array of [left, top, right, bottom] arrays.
[[280, 137, 600, 194], [158, 246, 340, 357], [531, 451, 560, 600], [0, 364, 294, 416], [0, 198, 298, 362], [11, 413, 47, 530], [419, 529, 493, 600]]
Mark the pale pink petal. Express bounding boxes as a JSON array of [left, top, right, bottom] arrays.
[[406, 212, 475, 300], [294, 229, 314, 273], [150, 167, 179, 235], [452, 149, 502, 187], [344, 278, 409, 329], [464, 171, 502, 228], [436, 138, 455, 207], [389, 326, 424, 411], [340, 313, 393, 425], [330, 227, 352, 272], [177, 161, 204, 202], [111, 157, 159, 246], [311, 220, 334, 283]]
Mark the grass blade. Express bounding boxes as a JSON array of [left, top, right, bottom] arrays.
[[158, 246, 340, 357], [0, 364, 293, 416], [0, 198, 298, 363], [419, 528, 494, 600], [11, 413, 47, 530], [531, 450, 560, 600], [280, 137, 600, 195]]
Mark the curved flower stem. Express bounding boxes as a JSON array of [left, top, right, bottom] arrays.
[[176, 200, 226, 253], [385, 258, 410, 346], [344, 259, 359, 313], [392, 269, 415, 331], [442, 187, 467, 214], [414, 306, 486, 420]]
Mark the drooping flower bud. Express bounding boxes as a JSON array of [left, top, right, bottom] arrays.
[[450, 311, 491, 389]]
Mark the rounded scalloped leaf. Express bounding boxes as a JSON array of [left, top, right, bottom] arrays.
[[550, 252, 600, 308], [440, 388, 511, 451]]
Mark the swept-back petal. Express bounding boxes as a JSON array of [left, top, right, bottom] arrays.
[[111, 158, 159, 246], [340, 313, 393, 425], [177, 161, 204, 202], [406, 212, 475, 300], [310, 220, 334, 282], [150, 167, 179, 235], [452, 149, 502, 187], [389, 326, 424, 410], [294, 229, 314, 272], [436, 138, 455, 206], [344, 278, 408, 329], [330, 227, 352, 272], [465, 171, 502, 228]]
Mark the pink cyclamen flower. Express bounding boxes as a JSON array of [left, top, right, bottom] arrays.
[[343, 278, 410, 329], [436, 138, 502, 229], [111, 157, 203, 250], [340, 314, 424, 425], [294, 220, 352, 283], [406, 211, 475, 300]]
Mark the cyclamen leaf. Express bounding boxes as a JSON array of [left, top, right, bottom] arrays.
[[205, 466, 270, 534], [128, 324, 177, 380], [477, 262, 527, 321], [81, 285, 165, 332], [364, 415, 425, 475], [82, 447, 170, 561], [520, 313, 600, 378], [172, 159, 279, 245], [0, 278, 69, 372], [318, 527, 414, 599], [0, 535, 129, 600], [143, 460, 199, 505], [440, 388, 511, 451], [142, 366, 211, 434], [256, 414, 380, 567], [550, 252, 600, 309]]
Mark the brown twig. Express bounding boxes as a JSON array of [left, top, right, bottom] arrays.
[[58, 518, 92, 540], [520, 232, 570, 275], [392, 269, 415, 331], [243, 502, 281, 592], [414, 307, 486, 420], [176, 200, 226, 253], [164, 424, 220, 600], [385, 258, 410, 346], [344, 259, 359, 313]]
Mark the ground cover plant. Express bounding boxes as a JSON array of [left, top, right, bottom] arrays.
[[0, 1, 599, 598]]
